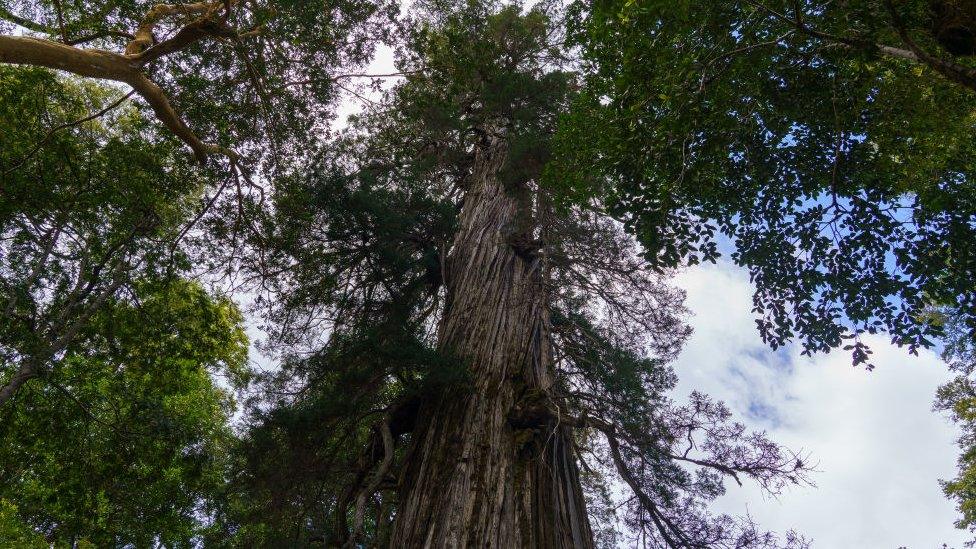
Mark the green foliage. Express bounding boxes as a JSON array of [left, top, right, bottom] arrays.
[[0, 65, 203, 239], [389, 1, 572, 189], [0, 500, 48, 548], [0, 280, 248, 546], [0, 64, 194, 236], [253, 155, 458, 347], [0, 65, 217, 396], [934, 309, 976, 536], [556, 0, 976, 366]]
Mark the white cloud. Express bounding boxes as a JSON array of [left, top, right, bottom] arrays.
[[674, 261, 969, 548]]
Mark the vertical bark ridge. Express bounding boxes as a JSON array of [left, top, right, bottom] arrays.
[[391, 131, 594, 548]]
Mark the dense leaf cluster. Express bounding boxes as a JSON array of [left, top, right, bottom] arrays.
[[0, 280, 247, 546], [555, 0, 976, 367]]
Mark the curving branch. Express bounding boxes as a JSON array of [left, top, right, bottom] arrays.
[[125, 0, 227, 55], [602, 425, 694, 548], [345, 414, 395, 548], [883, 0, 976, 91], [0, 359, 40, 407], [65, 29, 135, 46], [0, 35, 231, 161], [134, 15, 237, 65], [746, 0, 976, 93], [0, 1, 240, 162]]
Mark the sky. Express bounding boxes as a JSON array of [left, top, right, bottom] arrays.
[[673, 260, 969, 548]]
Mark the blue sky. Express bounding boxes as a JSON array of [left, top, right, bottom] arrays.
[[674, 260, 969, 548]]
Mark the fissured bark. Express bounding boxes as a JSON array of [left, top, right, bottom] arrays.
[[391, 130, 594, 548]]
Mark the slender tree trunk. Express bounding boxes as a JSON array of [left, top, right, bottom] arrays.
[[391, 130, 594, 548]]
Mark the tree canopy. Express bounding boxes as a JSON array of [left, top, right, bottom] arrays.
[[0, 0, 396, 165], [554, 0, 976, 367]]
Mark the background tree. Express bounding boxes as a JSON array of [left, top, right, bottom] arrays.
[[0, 279, 248, 546], [934, 308, 976, 537], [0, 66, 211, 405], [0, 65, 252, 545]]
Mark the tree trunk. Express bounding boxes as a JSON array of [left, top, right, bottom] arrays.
[[390, 130, 594, 548]]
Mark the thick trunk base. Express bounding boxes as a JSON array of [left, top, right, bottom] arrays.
[[390, 133, 593, 548]]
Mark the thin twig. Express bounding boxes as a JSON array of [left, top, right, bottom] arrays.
[[2, 89, 135, 177]]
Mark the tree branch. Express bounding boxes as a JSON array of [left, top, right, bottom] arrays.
[[125, 0, 226, 55], [602, 426, 694, 548], [0, 359, 40, 407], [0, 0, 244, 162], [0, 6, 53, 34], [883, 0, 976, 91], [132, 11, 238, 65], [0, 34, 230, 161], [66, 30, 136, 47], [345, 414, 395, 548], [746, 0, 976, 92]]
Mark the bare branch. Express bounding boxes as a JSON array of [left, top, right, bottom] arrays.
[[0, 5, 52, 34], [0, 0, 247, 162], [602, 425, 692, 548], [345, 414, 395, 548], [125, 0, 226, 55], [133, 13, 238, 65]]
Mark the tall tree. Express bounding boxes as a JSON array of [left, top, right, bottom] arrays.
[[221, 3, 810, 547]]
